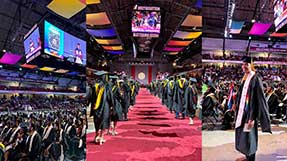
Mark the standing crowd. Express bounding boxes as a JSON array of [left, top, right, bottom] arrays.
[[148, 74, 199, 125], [88, 71, 140, 145]]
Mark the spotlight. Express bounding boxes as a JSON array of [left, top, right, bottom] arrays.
[[249, 36, 252, 40], [251, 19, 255, 23], [268, 37, 271, 41]]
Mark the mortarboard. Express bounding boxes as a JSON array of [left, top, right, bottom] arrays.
[[241, 56, 252, 63], [189, 77, 197, 83], [94, 71, 108, 76]]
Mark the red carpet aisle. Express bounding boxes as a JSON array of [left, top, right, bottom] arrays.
[[87, 88, 202, 161]]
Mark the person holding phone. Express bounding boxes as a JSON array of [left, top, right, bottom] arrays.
[[232, 56, 271, 161]]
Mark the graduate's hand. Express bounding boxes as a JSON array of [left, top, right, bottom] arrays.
[[247, 120, 254, 129]]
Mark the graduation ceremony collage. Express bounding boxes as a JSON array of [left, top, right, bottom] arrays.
[[0, 0, 287, 161]]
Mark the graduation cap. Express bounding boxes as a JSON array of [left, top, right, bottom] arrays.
[[117, 79, 124, 83], [94, 71, 108, 76], [19, 122, 29, 129], [109, 75, 119, 79], [189, 77, 197, 83], [47, 115, 53, 122], [241, 56, 252, 63], [208, 81, 216, 91]]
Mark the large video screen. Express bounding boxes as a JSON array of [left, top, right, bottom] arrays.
[[132, 10, 161, 33], [63, 32, 86, 65], [274, 0, 287, 32], [44, 21, 64, 59], [44, 21, 86, 65], [24, 26, 42, 63]]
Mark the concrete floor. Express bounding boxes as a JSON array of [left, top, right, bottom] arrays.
[[202, 124, 287, 161]]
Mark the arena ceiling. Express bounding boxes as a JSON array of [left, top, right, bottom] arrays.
[[87, 0, 202, 67], [0, 0, 85, 55], [203, 0, 287, 42]]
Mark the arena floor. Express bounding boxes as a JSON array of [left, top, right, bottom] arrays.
[[202, 124, 287, 161]]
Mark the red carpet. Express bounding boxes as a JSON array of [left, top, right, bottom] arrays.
[[87, 88, 202, 161]]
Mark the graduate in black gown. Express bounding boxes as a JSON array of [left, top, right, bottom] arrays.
[[25, 123, 42, 161], [122, 76, 131, 120], [202, 82, 220, 123], [167, 76, 175, 113], [233, 56, 271, 161], [129, 79, 137, 110], [161, 79, 168, 106], [108, 76, 123, 136], [173, 76, 188, 119], [42, 116, 56, 160], [184, 78, 198, 125], [90, 71, 114, 145], [265, 83, 280, 119]]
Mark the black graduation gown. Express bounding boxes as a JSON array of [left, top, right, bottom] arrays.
[[25, 132, 42, 161], [48, 130, 62, 161], [167, 80, 175, 111], [90, 81, 114, 130], [235, 74, 271, 156], [123, 82, 131, 114], [65, 124, 77, 158], [8, 136, 27, 161], [42, 125, 56, 150], [161, 81, 168, 106], [184, 85, 197, 118], [173, 79, 188, 114], [201, 93, 219, 118], [266, 92, 280, 115], [130, 83, 136, 106], [112, 85, 124, 121]]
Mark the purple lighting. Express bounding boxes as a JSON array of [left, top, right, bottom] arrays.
[[107, 51, 125, 54], [248, 23, 272, 35], [164, 47, 183, 52], [87, 28, 117, 37], [0, 52, 22, 65]]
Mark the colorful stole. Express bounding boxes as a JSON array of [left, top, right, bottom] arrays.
[[178, 79, 186, 89], [227, 85, 234, 109], [94, 83, 105, 110], [163, 80, 168, 87], [131, 85, 135, 96], [112, 85, 117, 92], [235, 71, 255, 128], [169, 80, 174, 90], [0, 142, 5, 151]]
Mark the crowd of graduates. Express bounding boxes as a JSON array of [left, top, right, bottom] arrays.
[[88, 71, 140, 145], [0, 95, 85, 112], [201, 65, 287, 130], [147, 73, 200, 125], [0, 97, 86, 161]]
